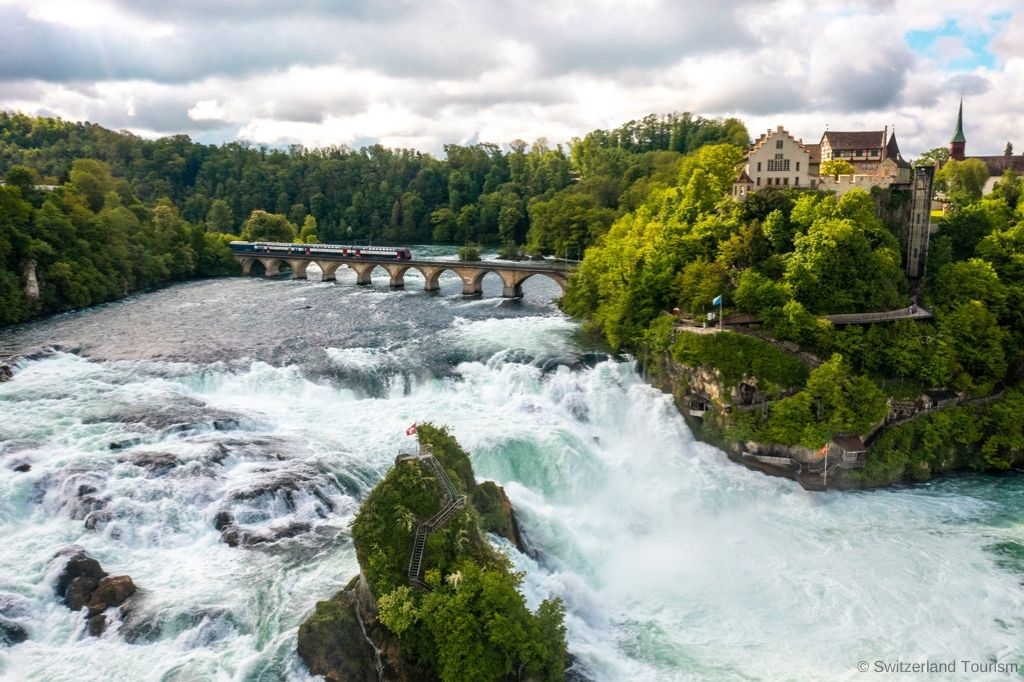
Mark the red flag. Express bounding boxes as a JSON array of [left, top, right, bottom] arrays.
[[405, 422, 417, 436]]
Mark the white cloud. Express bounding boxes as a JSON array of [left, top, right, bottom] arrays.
[[187, 99, 227, 122], [0, 0, 1020, 158]]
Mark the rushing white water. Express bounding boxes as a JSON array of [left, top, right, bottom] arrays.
[[0, 274, 1022, 681]]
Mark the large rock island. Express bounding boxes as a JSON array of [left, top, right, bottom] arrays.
[[298, 424, 566, 682]]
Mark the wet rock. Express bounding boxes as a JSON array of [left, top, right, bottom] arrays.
[[297, 591, 382, 682], [213, 510, 234, 531], [220, 521, 313, 548], [87, 613, 107, 637], [473, 481, 528, 553], [53, 548, 108, 599], [230, 470, 337, 513], [122, 606, 238, 645], [124, 452, 180, 476], [69, 487, 108, 522], [0, 365, 12, 383], [0, 593, 29, 618], [88, 576, 136, 612], [13, 463, 30, 472], [65, 576, 100, 610], [0, 617, 27, 646], [298, 578, 426, 682], [84, 510, 112, 531], [120, 608, 162, 644], [51, 547, 138, 637]]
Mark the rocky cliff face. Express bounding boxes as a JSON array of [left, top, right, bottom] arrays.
[[298, 575, 429, 682], [23, 259, 39, 303]]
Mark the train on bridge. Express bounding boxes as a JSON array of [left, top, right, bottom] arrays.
[[229, 241, 413, 261]]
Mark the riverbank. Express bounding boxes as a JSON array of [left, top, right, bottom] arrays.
[[641, 322, 1024, 491]]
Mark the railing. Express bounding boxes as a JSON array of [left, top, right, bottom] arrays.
[[403, 444, 467, 589], [823, 305, 933, 325]]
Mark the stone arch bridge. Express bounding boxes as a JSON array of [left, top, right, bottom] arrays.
[[236, 254, 571, 298]]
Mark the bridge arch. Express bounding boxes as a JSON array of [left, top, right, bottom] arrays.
[[470, 269, 516, 297], [249, 257, 291, 277], [504, 270, 568, 298]]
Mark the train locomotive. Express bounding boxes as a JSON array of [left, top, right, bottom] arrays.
[[229, 241, 413, 260]]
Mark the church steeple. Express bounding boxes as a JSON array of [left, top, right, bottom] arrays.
[[949, 98, 966, 160]]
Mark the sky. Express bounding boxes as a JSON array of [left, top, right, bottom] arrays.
[[0, 0, 1021, 158]]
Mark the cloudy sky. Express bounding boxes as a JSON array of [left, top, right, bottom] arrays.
[[0, 0, 1020, 157]]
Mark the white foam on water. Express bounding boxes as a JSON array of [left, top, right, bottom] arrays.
[[0, 316, 1022, 681]]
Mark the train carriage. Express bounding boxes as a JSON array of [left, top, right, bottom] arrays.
[[229, 241, 412, 260]]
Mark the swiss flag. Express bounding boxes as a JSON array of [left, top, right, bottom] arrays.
[[405, 422, 417, 436]]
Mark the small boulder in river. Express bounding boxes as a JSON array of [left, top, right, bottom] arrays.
[[65, 576, 100, 610], [50, 547, 137, 637], [0, 618, 27, 646], [88, 576, 136, 613], [54, 548, 108, 600]]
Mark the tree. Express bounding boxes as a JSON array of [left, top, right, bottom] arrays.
[[672, 258, 728, 315], [913, 147, 950, 168], [938, 204, 992, 261], [240, 210, 296, 242], [1005, 142, 1014, 157], [733, 269, 791, 313], [937, 158, 990, 205], [785, 216, 904, 313], [299, 215, 319, 243], [931, 259, 1006, 314], [940, 300, 1007, 388], [820, 159, 855, 178], [206, 199, 235, 233], [69, 159, 116, 212], [762, 354, 887, 447], [4, 165, 40, 195]]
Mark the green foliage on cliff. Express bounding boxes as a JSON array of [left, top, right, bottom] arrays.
[[756, 355, 888, 448], [351, 423, 567, 682], [858, 389, 1024, 485], [669, 328, 809, 390]]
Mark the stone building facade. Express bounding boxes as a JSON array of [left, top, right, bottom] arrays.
[[731, 126, 816, 199]]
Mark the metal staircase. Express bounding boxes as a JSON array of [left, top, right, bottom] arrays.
[[403, 444, 467, 590]]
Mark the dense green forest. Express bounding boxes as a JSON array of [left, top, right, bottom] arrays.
[[0, 111, 746, 252], [564, 144, 1024, 470], [0, 110, 746, 326]]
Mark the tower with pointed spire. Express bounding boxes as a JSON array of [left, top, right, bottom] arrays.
[[949, 99, 966, 161]]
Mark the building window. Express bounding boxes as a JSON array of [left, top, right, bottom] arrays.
[[871, 148, 880, 156], [776, 140, 784, 149], [757, 162, 762, 172], [767, 159, 790, 172], [795, 176, 800, 186], [783, 177, 788, 186], [855, 149, 863, 156], [796, 162, 800, 171], [756, 177, 761, 186]]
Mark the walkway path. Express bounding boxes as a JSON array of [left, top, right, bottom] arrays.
[[397, 444, 466, 590]]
